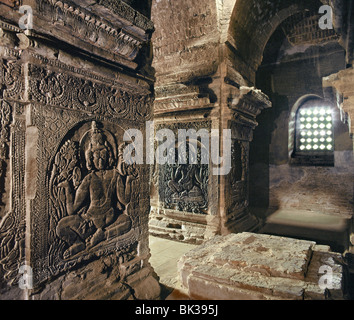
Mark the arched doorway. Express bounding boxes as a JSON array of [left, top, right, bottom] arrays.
[[248, 6, 353, 252]]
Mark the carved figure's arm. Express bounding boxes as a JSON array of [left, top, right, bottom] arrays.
[[59, 175, 90, 215], [116, 174, 134, 206]]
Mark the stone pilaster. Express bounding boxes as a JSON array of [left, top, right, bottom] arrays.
[[222, 86, 271, 235]]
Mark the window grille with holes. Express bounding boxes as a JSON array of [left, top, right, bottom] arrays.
[[293, 104, 334, 165]]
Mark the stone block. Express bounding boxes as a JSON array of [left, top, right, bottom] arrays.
[[178, 232, 345, 300]]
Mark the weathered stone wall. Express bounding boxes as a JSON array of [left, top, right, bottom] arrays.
[[151, 0, 220, 87], [268, 157, 354, 217]]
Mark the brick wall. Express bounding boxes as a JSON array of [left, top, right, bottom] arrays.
[[269, 154, 354, 217], [151, 0, 220, 85]]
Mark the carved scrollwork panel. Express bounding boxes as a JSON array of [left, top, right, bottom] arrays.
[[0, 59, 24, 101], [0, 56, 152, 287], [0, 102, 27, 287], [28, 64, 153, 121]]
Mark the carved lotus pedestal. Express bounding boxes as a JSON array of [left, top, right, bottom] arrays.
[[0, 0, 160, 300]]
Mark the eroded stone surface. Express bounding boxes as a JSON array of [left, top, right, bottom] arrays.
[[178, 232, 344, 300]]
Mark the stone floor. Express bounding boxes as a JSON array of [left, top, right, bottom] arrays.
[[260, 209, 352, 253], [149, 235, 197, 300]]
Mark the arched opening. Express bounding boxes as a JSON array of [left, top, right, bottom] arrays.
[[248, 4, 354, 252], [226, 0, 325, 83]]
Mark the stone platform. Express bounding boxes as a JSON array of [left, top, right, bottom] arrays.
[[260, 209, 352, 253], [178, 232, 345, 300]]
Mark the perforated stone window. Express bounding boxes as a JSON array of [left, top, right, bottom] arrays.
[[290, 97, 334, 166], [297, 106, 334, 152]]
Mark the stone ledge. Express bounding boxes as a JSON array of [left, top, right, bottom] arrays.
[[178, 232, 344, 300]]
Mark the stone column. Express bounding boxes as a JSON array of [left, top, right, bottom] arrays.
[[149, 0, 271, 243], [222, 86, 271, 235], [323, 67, 354, 256], [0, 0, 160, 300], [149, 84, 221, 244]]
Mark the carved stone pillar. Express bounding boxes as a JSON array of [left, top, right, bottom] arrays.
[[148, 68, 271, 244], [223, 87, 271, 234], [0, 0, 160, 300], [323, 67, 354, 255], [149, 84, 219, 244], [149, 0, 271, 243]]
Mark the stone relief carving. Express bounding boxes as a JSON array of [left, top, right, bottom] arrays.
[[156, 122, 210, 214], [39, 0, 152, 63], [0, 215, 25, 286], [27, 103, 147, 285], [0, 102, 26, 286], [228, 140, 249, 214], [0, 161, 25, 286], [28, 64, 152, 121], [1, 59, 23, 100], [0, 47, 153, 286], [0, 2, 157, 297], [166, 162, 208, 214], [0, 100, 11, 205], [49, 121, 139, 261], [230, 140, 247, 186], [95, 0, 154, 31]]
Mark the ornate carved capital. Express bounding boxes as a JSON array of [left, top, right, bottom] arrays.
[[323, 67, 354, 135], [0, 1, 154, 70], [94, 0, 154, 32], [228, 86, 272, 118]]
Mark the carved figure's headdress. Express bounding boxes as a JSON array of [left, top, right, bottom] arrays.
[[81, 121, 117, 171]]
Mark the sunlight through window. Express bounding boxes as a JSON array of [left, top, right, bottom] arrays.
[[297, 107, 333, 152]]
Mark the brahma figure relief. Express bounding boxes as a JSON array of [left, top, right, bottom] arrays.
[[51, 121, 138, 259]]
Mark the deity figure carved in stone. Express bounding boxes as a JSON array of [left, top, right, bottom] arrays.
[[54, 122, 138, 259]]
